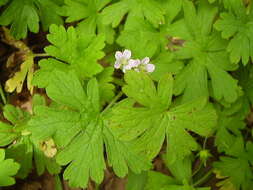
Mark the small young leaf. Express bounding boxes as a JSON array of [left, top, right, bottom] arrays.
[[46, 25, 105, 77], [214, 1, 252, 65], [0, 149, 20, 186]]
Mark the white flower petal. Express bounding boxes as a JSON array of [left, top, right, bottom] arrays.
[[123, 49, 131, 59], [123, 64, 132, 71], [114, 61, 121, 69], [115, 51, 123, 59], [141, 57, 150, 65], [146, 64, 155, 73], [128, 59, 140, 67]]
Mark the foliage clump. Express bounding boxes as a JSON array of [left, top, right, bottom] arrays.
[[0, 0, 252, 189]]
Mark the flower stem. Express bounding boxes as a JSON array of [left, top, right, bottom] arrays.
[[193, 169, 213, 187], [192, 162, 203, 177], [95, 183, 100, 190], [102, 91, 123, 115], [203, 137, 207, 149], [0, 84, 6, 104], [33, 53, 50, 57]]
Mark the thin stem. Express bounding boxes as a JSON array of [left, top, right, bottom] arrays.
[[193, 169, 213, 187], [94, 183, 100, 190], [192, 162, 203, 177], [203, 137, 207, 149], [0, 84, 6, 104], [102, 91, 123, 115], [33, 53, 50, 57]]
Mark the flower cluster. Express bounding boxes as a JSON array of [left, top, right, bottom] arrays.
[[114, 50, 155, 73]]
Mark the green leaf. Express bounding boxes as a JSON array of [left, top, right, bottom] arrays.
[[0, 105, 30, 147], [110, 71, 217, 162], [87, 78, 101, 112], [32, 58, 69, 88], [115, 0, 184, 58], [29, 70, 150, 188], [0, 0, 39, 39], [0, 0, 63, 39], [0, 103, 60, 179], [214, 102, 246, 153], [144, 171, 177, 190], [33, 141, 61, 176], [0, 122, 18, 146], [163, 156, 192, 183], [161, 0, 184, 23], [126, 171, 148, 190], [162, 185, 210, 190], [32, 94, 46, 108], [46, 70, 88, 110], [214, 172, 237, 190], [0, 0, 9, 6], [151, 52, 184, 81], [234, 64, 253, 116], [3, 104, 30, 125], [33, 60, 115, 105], [97, 67, 115, 105], [5, 138, 33, 178], [214, 1, 253, 65], [55, 175, 63, 190], [56, 120, 105, 187], [214, 138, 253, 190], [30, 106, 82, 147], [38, 25, 105, 80], [165, 98, 216, 163], [60, 0, 114, 43], [144, 170, 210, 190], [0, 149, 20, 186], [102, 0, 165, 28], [116, 13, 169, 58], [34, 0, 63, 31], [123, 71, 161, 108], [103, 127, 151, 177], [169, 0, 240, 103]]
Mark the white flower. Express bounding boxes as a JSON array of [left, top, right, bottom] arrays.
[[114, 49, 132, 69], [114, 50, 155, 73], [141, 57, 155, 72], [146, 63, 155, 72], [122, 59, 140, 72], [134, 57, 155, 73]]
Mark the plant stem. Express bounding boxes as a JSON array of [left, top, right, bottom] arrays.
[[193, 169, 213, 187], [33, 53, 50, 57], [0, 84, 6, 104], [192, 162, 203, 177], [94, 183, 100, 190], [102, 91, 123, 115], [203, 137, 207, 149]]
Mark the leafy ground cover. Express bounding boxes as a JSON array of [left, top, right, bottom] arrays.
[[0, 0, 252, 190]]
